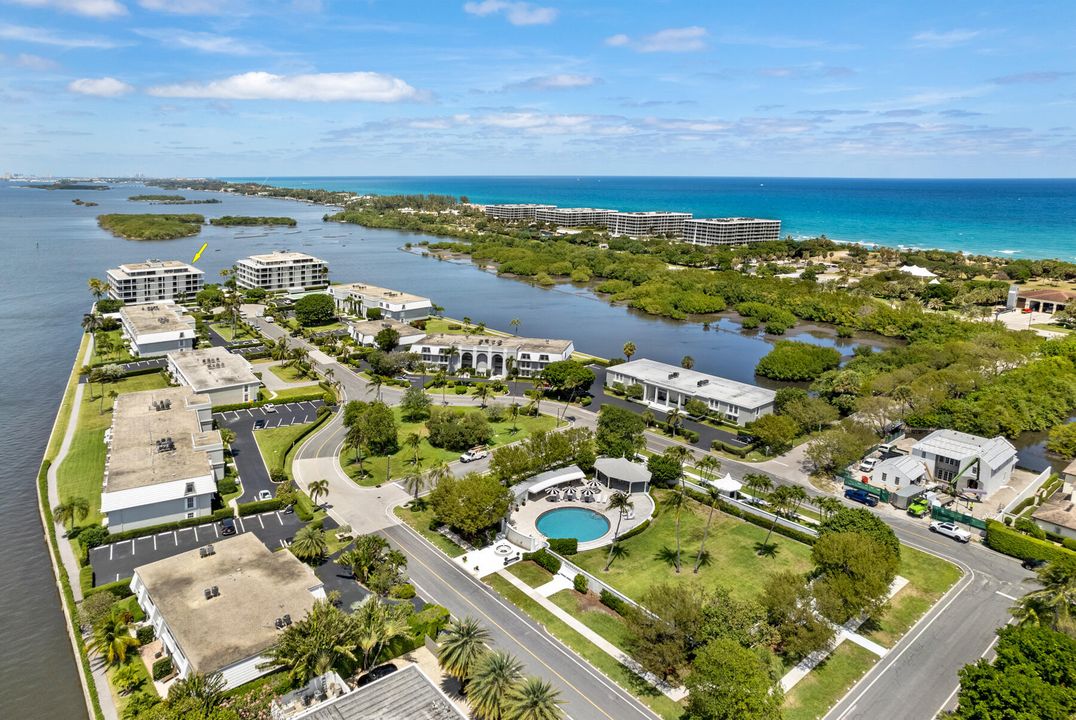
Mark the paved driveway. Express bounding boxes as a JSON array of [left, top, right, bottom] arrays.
[[215, 400, 326, 502], [89, 510, 307, 586]]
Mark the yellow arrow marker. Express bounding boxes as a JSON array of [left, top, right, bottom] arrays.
[[192, 241, 208, 263]]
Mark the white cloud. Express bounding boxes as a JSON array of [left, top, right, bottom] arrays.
[[7, 0, 126, 18], [463, 1, 557, 26], [911, 29, 981, 49], [15, 53, 58, 70], [147, 71, 422, 102], [134, 28, 262, 55], [0, 23, 117, 47], [68, 76, 133, 96], [137, 0, 240, 14], [606, 27, 708, 53], [507, 73, 597, 90]]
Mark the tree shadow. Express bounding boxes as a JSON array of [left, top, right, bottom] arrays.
[[655, 546, 680, 568], [693, 549, 712, 569], [754, 541, 780, 558]]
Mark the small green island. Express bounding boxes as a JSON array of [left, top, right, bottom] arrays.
[[96, 213, 205, 240], [209, 215, 298, 226], [72, 199, 99, 207], [128, 194, 221, 204], [31, 182, 109, 191]]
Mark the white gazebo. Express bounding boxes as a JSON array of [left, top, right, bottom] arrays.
[[708, 473, 743, 494]]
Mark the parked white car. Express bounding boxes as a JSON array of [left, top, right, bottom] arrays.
[[930, 521, 971, 543], [859, 458, 877, 472], [459, 447, 489, 463]]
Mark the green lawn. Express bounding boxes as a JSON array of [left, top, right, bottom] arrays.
[[46, 334, 90, 462], [864, 546, 963, 647], [254, 422, 316, 474], [341, 408, 556, 487], [268, 363, 317, 384], [57, 372, 170, 525], [423, 318, 492, 336], [90, 329, 133, 365], [393, 503, 466, 557], [573, 490, 814, 604], [209, 321, 259, 341], [485, 574, 684, 720], [549, 589, 632, 651], [782, 642, 878, 720], [506, 560, 553, 588], [268, 385, 327, 401]]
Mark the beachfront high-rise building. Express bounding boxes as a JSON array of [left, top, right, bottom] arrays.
[[483, 204, 556, 221], [681, 217, 782, 246], [609, 211, 693, 238], [535, 207, 617, 228], [107, 260, 205, 304], [234, 251, 328, 292]]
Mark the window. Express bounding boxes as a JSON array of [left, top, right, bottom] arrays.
[[185, 482, 195, 495], [186, 512, 195, 519], [185, 497, 196, 510]]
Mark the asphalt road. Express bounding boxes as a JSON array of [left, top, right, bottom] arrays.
[[89, 510, 305, 586], [215, 400, 324, 502]]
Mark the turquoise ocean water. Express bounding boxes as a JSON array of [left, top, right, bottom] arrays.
[[230, 176, 1076, 261]]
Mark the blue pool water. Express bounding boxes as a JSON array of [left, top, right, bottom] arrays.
[[536, 507, 611, 543]]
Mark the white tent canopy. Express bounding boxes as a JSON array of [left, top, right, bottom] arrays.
[[517, 465, 586, 499], [710, 473, 742, 493]]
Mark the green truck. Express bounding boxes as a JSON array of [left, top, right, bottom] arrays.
[[907, 498, 930, 517]]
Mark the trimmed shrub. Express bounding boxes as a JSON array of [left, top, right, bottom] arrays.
[[152, 657, 173, 681], [573, 574, 588, 594], [78, 525, 110, 549], [984, 520, 1076, 564], [1015, 517, 1047, 540], [523, 549, 561, 574], [238, 498, 285, 516], [87, 578, 134, 599], [390, 583, 417, 600], [616, 519, 651, 542], [1012, 497, 1036, 515], [1064, 537, 1076, 552], [547, 537, 578, 556], [454, 385, 468, 395], [599, 589, 627, 615], [217, 477, 239, 496], [679, 429, 700, 444], [136, 626, 155, 645]]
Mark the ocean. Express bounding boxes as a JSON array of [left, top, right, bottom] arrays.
[[230, 176, 1076, 261]]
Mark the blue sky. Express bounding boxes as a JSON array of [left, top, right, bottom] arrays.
[[2, 0, 1074, 177]]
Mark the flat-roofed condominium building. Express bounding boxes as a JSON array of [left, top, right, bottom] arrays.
[[119, 301, 197, 357], [681, 217, 782, 246], [235, 251, 328, 292], [107, 260, 205, 304], [606, 358, 776, 426], [483, 203, 556, 221], [327, 282, 433, 321], [609, 211, 693, 237], [416, 333, 574, 377], [535, 207, 616, 228], [101, 387, 224, 532], [167, 346, 261, 406]]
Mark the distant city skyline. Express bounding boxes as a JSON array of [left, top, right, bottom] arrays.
[[2, 0, 1074, 178]]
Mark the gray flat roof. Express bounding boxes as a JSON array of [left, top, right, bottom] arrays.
[[135, 534, 320, 675], [107, 387, 218, 492], [295, 664, 466, 720], [120, 302, 192, 335], [609, 358, 776, 409], [595, 457, 652, 484], [169, 347, 259, 392], [333, 282, 430, 306]]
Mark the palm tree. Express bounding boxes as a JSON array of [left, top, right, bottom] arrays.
[[437, 616, 491, 681], [665, 488, 687, 573], [622, 341, 636, 362], [744, 473, 773, 503], [94, 332, 114, 361], [270, 337, 290, 362], [762, 485, 797, 549], [92, 610, 140, 666], [817, 496, 844, 520], [665, 408, 683, 438], [261, 600, 359, 683], [81, 312, 103, 334], [1014, 562, 1076, 634], [509, 402, 521, 433], [406, 432, 423, 465], [53, 496, 90, 534], [509, 318, 521, 335], [604, 492, 634, 571], [505, 677, 564, 720], [339, 534, 390, 583], [641, 409, 655, 427], [434, 369, 448, 405], [87, 277, 107, 301], [694, 483, 723, 574], [403, 473, 424, 499], [168, 672, 225, 715], [290, 525, 328, 562], [468, 651, 524, 720], [426, 460, 451, 490], [530, 379, 544, 416], [368, 374, 384, 401], [681, 355, 695, 369], [307, 479, 329, 507], [474, 383, 492, 408], [344, 423, 368, 477], [353, 597, 411, 670]]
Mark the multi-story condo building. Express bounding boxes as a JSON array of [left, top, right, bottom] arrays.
[[106, 260, 205, 304], [483, 203, 556, 221], [347, 318, 427, 348], [130, 534, 324, 690], [910, 430, 1017, 496], [234, 251, 328, 292], [101, 387, 224, 532], [605, 358, 776, 426], [119, 301, 197, 357], [327, 282, 433, 321], [681, 217, 782, 246], [608, 211, 693, 238], [535, 207, 617, 228], [415, 334, 574, 377], [166, 347, 261, 406]]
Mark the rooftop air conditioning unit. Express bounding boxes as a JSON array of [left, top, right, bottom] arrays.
[[668, 372, 679, 379], [697, 379, 709, 387]]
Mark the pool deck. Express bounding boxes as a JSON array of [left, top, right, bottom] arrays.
[[510, 491, 654, 551]]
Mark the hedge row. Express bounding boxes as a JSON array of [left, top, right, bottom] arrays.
[[547, 538, 578, 555], [616, 518, 651, 542], [710, 439, 752, 458], [599, 589, 628, 616], [86, 577, 135, 599], [523, 549, 561, 574], [105, 507, 234, 543], [1011, 496, 1037, 515], [214, 390, 327, 414], [238, 498, 286, 516], [984, 520, 1076, 564], [685, 487, 818, 546]]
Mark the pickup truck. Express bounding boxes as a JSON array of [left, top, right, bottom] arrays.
[[930, 521, 972, 543], [844, 487, 879, 507], [906, 498, 930, 517], [459, 447, 490, 463]]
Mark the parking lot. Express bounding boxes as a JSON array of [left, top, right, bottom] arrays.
[[89, 509, 313, 586], [214, 400, 325, 502], [118, 358, 166, 373]]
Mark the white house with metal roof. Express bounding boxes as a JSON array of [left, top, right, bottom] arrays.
[[869, 454, 931, 491], [605, 358, 776, 426], [910, 429, 1017, 496]]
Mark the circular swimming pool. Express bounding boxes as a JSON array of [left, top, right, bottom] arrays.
[[536, 507, 611, 543]]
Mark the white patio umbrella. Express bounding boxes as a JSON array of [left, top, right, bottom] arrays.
[[710, 473, 743, 494]]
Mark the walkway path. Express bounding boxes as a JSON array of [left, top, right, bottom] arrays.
[[258, 360, 320, 393], [497, 569, 688, 702]]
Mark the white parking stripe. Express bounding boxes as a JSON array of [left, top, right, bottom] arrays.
[[153, 535, 157, 551], [258, 515, 265, 528], [173, 531, 178, 544], [275, 512, 284, 525], [214, 524, 220, 538], [109, 544, 114, 560], [130, 539, 136, 555], [238, 517, 246, 533]]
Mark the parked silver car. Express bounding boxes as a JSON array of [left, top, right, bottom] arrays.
[[929, 521, 971, 543]]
